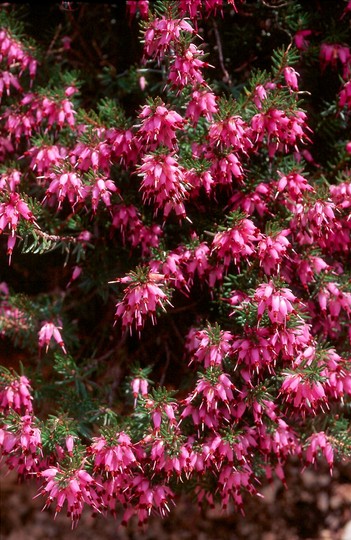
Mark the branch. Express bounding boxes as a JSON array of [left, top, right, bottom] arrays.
[[261, 0, 292, 8], [212, 20, 232, 87], [33, 226, 77, 243]]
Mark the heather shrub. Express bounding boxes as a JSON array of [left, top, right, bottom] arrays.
[[0, 0, 351, 528]]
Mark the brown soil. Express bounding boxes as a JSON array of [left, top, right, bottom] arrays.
[[1, 460, 351, 540]]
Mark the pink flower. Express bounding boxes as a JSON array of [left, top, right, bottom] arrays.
[[139, 75, 147, 91], [111, 268, 171, 334], [294, 29, 312, 51], [188, 324, 233, 368], [1, 415, 42, 476], [276, 170, 314, 202], [61, 36, 72, 51], [137, 101, 184, 150], [341, 0, 351, 18], [229, 183, 270, 217], [211, 216, 260, 271], [284, 67, 299, 91], [71, 135, 112, 173], [3, 106, 37, 142], [317, 282, 351, 319], [251, 108, 312, 157], [139, 223, 164, 256], [185, 240, 211, 286], [178, 0, 203, 19], [143, 16, 194, 62], [121, 478, 174, 526], [185, 88, 218, 124], [26, 144, 66, 175], [209, 151, 245, 184], [339, 80, 351, 109], [295, 254, 329, 287], [330, 180, 351, 208], [150, 247, 189, 291], [111, 203, 142, 243], [168, 43, 209, 91], [280, 372, 327, 413], [269, 320, 312, 361], [208, 115, 252, 153], [0, 296, 30, 338], [0, 374, 33, 414], [66, 265, 82, 289], [232, 326, 276, 378], [65, 435, 74, 454], [0, 192, 34, 232], [181, 371, 235, 429], [131, 377, 149, 403], [0, 168, 21, 192], [320, 43, 351, 78], [126, 0, 149, 20], [218, 463, 256, 511], [0, 70, 22, 101], [138, 153, 189, 219], [38, 321, 67, 354], [107, 127, 140, 166], [290, 199, 337, 246], [39, 466, 100, 526], [0, 426, 17, 454], [254, 281, 297, 325], [143, 398, 178, 431], [89, 431, 138, 472], [0, 192, 35, 262], [253, 84, 268, 109], [91, 177, 119, 212], [305, 432, 334, 471], [257, 229, 291, 275], [43, 170, 89, 210], [15, 93, 76, 130], [0, 28, 37, 79]]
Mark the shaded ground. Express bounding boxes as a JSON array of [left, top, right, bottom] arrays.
[[1, 460, 351, 540]]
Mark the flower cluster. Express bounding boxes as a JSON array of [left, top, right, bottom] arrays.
[[136, 101, 184, 150], [0, 192, 35, 262], [111, 268, 171, 334], [0, 28, 37, 85], [138, 153, 189, 219], [211, 216, 260, 272], [143, 16, 194, 62], [0, 371, 33, 413], [168, 43, 209, 91]]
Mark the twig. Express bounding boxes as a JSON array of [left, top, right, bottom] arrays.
[[66, 5, 96, 64], [159, 341, 171, 386], [33, 226, 77, 243], [212, 20, 232, 86], [45, 23, 63, 58], [166, 302, 199, 315], [261, 0, 292, 7]]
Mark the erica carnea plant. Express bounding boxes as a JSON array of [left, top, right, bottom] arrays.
[[0, 0, 351, 528]]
